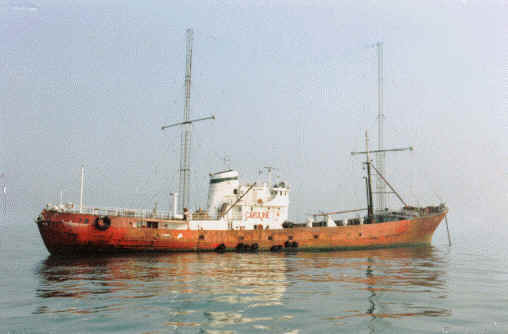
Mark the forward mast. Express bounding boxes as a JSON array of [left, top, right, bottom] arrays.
[[161, 28, 215, 214]]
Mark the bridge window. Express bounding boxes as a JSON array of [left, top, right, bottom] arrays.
[[147, 221, 158, 229]]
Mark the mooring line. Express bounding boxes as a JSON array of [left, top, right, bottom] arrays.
[[445, 215, 452, 247]]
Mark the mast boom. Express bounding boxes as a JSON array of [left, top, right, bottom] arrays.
[[161, 115, 215, 130], [351, 146, 413, 156]]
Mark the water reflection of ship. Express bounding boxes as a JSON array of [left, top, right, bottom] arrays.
[[286, 246, 450, 328], [35, 252, 289, 311], [288, 246, 446, 285], [34, 247, 451, 331]]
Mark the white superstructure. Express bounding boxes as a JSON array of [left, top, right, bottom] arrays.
[[207, 169, 240, 218], [191, 169, 290, 230]]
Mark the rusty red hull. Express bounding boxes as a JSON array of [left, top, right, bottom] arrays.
[[36, 209, 447, 255]]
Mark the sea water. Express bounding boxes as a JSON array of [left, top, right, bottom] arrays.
[[1, 217, 507, 334]]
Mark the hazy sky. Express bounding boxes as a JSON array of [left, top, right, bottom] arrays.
[[1, 0, 506, 236]]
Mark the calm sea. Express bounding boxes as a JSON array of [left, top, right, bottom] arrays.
[[1, 217, 507, 334]]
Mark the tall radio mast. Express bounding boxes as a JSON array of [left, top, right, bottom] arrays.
[[161, 29, 215, 213], [375, 41, 386, 211], [180, 28, 193, 212]]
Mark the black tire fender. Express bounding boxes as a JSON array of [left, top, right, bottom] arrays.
[[94, 216, 111, 231]]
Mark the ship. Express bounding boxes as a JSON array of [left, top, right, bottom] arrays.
[[35, 33, 448, 255], [36, 146, 447, 256]]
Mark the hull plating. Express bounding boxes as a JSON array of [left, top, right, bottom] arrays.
[[37, 210, 447, 255]]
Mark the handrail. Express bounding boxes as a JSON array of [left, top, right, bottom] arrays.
[[219, 183, 256, 219], [46, 204, 175, 220]]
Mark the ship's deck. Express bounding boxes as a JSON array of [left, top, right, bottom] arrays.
[[44, 203, 447, 227], [45, 204, 178, 220]]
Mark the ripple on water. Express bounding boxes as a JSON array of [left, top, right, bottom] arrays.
[[1, 245, 507, 333]]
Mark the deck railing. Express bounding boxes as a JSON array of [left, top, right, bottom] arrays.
[[47, 204, 175, 220], [45, 204, 230, 221]]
